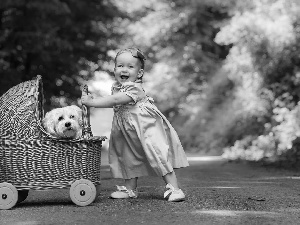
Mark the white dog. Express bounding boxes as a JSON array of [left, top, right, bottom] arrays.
[[43, 105, 83, 139]]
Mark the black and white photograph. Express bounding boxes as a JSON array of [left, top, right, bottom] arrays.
[[1, 0, 300, 224]]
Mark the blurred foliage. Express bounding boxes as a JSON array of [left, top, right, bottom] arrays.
[[0, 0, 124, 110], [2, 0, 300, 163], [214, 0, 300, 162]]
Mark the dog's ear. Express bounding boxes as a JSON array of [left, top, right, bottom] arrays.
[[43, 111, 57, 135], [70, 105, 83, 126]]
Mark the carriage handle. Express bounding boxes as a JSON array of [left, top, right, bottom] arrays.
[[81, 85, 93, 138]]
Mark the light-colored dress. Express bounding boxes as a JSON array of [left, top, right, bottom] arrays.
[[108, 81, 189, 179]]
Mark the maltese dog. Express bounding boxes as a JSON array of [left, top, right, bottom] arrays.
[[43, 105, 83, 139]]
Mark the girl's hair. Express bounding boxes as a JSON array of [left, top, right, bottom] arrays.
[[114, 47, 146, 70]]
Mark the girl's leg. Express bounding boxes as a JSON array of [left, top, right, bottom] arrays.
[[162, 171, 185, 202], [125, 177, 138, 190], [162, 171, 179, 189]]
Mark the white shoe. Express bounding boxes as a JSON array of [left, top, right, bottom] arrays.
[[164, 183, 185, 202], [110, 185, 138, 199]]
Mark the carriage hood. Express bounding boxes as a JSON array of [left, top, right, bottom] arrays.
[[0, 75, 44, 139]]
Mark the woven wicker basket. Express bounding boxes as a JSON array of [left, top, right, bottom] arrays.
[[0, 75, 105, 191]]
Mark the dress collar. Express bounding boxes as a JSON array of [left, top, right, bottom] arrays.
[[112, 80, 142, 89]]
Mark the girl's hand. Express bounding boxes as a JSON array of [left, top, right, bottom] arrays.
[[81, 92, 94, 106]]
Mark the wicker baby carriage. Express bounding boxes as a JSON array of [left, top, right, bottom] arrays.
[[0, 75, 106, 209]]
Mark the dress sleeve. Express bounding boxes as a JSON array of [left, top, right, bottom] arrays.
[[121, 82, 145, 104]]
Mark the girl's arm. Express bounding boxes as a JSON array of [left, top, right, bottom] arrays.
[[81, 92, 133, 108]]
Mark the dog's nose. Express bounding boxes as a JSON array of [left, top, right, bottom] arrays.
[[65, 122, 71, 127]]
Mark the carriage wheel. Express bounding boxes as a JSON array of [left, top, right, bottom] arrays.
[[0, 183, 18, 210], [17, 190, 29, 203], [70, 179, 96, 206]]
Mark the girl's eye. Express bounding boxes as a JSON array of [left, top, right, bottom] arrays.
[[117, 65, 123, 67], [58, 116, 64, 121]]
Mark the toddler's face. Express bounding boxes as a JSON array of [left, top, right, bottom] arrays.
[[114, 52, 143, 84]]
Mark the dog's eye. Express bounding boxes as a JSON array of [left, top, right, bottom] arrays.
[[70, 115, 75, 119], [58, 116, 64, 121]]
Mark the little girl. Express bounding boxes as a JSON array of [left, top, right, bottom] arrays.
[[81, 47, 189, 202]]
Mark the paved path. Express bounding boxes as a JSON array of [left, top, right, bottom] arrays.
[[1, 153, 300, 225]]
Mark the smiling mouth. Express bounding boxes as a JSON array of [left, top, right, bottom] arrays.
[[120, 75, 129, 80]]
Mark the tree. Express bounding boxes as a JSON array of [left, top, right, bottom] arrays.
[[0, 0, 124, 110], [214, 0, 300, 160]]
